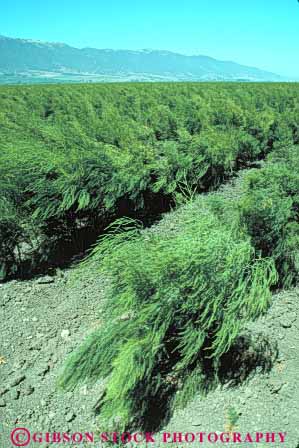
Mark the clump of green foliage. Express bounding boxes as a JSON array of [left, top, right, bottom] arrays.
[[239, 145, 299, 286], [60, 202, 277, 430]]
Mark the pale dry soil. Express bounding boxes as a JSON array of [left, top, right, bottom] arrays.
[[0, 268, 299, 448]]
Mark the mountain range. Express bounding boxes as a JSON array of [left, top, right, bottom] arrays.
[[0, 35, 283, 84]]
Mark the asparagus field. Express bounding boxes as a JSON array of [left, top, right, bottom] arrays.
[[0, 82, 299, 438]]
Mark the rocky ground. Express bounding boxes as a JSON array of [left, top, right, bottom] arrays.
[[0, 266, 299, 447], [0, 268, 107, 447]]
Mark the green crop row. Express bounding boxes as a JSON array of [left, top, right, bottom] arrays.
[[0, 82, 298, 279]]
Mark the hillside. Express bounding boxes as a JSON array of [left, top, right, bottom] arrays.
[[0, 35, 282, 84]]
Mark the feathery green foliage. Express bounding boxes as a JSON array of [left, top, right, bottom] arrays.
[[1, 82, 299, 278], [60, 198, 277, 430], [239, 145, 299, 286]]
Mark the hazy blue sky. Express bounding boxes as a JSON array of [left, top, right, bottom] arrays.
[[1, 0, 298, 77]]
